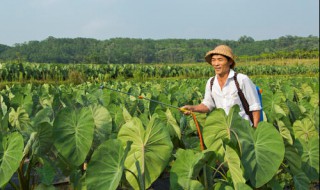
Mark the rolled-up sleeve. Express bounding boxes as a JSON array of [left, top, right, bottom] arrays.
[[240, 76, 262, 111], [201, 77, 215, 111]]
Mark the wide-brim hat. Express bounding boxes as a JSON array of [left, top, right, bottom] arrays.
[[205, 45, 236, 68]]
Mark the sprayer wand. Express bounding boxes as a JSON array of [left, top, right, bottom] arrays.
[[100, 85, 186, 111], [100, 85, 205, 150]]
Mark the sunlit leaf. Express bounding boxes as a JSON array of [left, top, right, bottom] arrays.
[[0, 132, 24, 187], [156, 109, 181, 139], [170, 149, 214, 190], [8, 107, 31, 130], [118, 115, 173, 189], [237, 122, 285, 188], [86, 140, 132, 190], [294, 137, 319, 181], [293, 118, 318, 142], [224, 145, 246, 189]]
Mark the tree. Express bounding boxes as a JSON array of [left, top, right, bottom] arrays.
[[238, 35, 255, 44]]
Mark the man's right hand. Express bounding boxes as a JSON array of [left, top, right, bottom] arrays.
[[179, 106, 193, 115]]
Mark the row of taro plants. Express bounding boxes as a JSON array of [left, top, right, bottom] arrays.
[[0, 77, 319, 189], [0, 62, 319, 82]]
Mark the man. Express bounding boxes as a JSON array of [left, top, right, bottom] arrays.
[[181, 45, 261, 127]]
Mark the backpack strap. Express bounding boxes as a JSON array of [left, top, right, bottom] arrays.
[[210, 73, 254, 125], [233, 73, 254, 124], [210, 76, 215, 91], [210, 76, 215, 104]]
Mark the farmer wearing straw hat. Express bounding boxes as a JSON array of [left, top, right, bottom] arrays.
[[181, 45, 262, 127]]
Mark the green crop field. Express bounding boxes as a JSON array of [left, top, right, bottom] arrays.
[[0, 59, 319, 190]]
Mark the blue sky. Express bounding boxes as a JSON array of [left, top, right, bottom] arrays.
[[1, 0, 319, 46]]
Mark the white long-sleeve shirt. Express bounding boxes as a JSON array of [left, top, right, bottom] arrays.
[[202, 69, 261, 123]]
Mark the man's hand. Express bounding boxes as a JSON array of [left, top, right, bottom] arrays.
[[179, 106, 192, 115]]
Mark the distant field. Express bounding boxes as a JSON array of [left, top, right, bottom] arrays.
[[154, 58, 319, 67], [0, 58, 318, 87]]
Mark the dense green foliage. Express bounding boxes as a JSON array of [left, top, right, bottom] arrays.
[[0, 62, 318, 84], [0, 53, 318, 189], [0, 35, 318, 64], [0, 75, 319, 189]]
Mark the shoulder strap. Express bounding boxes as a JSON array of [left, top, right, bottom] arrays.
[[209, 76, 216, 105], [234, 73, 254, 124], [210, 76, 215, 92], [210, 73, 254, 125]]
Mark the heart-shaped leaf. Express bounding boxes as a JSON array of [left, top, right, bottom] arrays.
[[293, 118, 318, 142], [170, 149, 214, 190], [293, 172, 311, 190], [277, 120, 293, 145], [294, 137, 319, 181], [86, 139, 132, 190], [237, 122, 285, 188], [203, 106, 249, 160], [0, 132, 24, 187], [90, 104, 112, 144], [156, 109, 181, 140], [53, 107, 94, 166], [117, 114, 173, 189], [224, 145, 246, 188], [8, 107, 31, 130], [284, 144, 302, 175]]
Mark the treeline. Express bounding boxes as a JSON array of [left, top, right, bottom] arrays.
[[0, 35, 318, 64]]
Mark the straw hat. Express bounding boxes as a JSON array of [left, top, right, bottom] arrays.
[[205, 45, 236, 68]]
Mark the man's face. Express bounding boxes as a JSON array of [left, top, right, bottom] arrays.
[[210, 54, 231, 76]]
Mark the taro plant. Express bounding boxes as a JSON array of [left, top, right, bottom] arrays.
[[117, 114, 173, 189], [0, 132, 24, 188], [85, 113, 174, 190], [170, 105, 286, 189], [0, 77, 319, 189]]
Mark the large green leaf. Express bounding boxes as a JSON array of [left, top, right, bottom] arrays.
[[284, 144, 302, 175], [31, 107, 53, 126], [24, 122, 53, 157], [0, 110, 9, 133], [122, 105, 132, 123], [262, 91, 287, 123], [117, 115, 173, 189], [294, 137, 319, 181], [53, 107, 94, 166], [95, 88, 111, 107], [203, 106, 249, 159], [36, 158, 56, 186], [0, 95, 8, 117], [293, 171, 311, 190], [286, 100, 303, 123], [300, 83, 314, 98], [237, 122, 285, 188], [86, 139, 132, 190], [234, 183, 252, 190], [156, 109, 181, 140], [8, 107, 31, 130], [0, 132, 24, 187], [281, 84, 294, 101], [21, 108, 54, 157], [90, 104, 112, 144], [224, 145, 246, 189], [107, 104, 124, 132], [170, 149, 214, 190], [293, 118, 318, 142], [277, 120, 293, 145]]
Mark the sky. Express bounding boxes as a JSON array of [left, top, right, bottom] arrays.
[[0, 0, 319, 46]]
